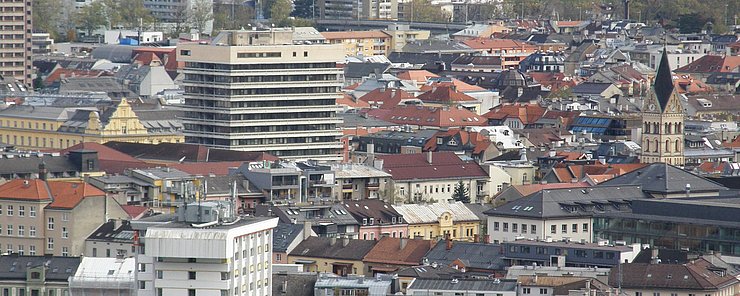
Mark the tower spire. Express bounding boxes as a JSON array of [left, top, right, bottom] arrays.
[[653, 48, 674, 111]]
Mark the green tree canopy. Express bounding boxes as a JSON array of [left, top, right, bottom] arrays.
[[403, 0, 451, 23], [452, 181, 470, 203], [75, 2, 108, 36]]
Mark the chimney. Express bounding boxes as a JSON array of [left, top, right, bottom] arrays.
[[446, 236, 453, 250], [303, 222, 312, 240], [426, 151, 433, 164], [484, 235, 490, 244], [330, 236, 337, 246], [38, 161, 48, 181], [342, 235, 350, 247], [400, 237, 408, 250], [651, 248, 659, 264], [474, 234, 479, 243]]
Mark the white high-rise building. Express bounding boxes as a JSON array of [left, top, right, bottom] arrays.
[[135, 201, 279, 296], [177, 28, 344, 161]]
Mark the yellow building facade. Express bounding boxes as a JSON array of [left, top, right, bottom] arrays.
[[0, 100, 183, 150], [393, 202, 481, 242]]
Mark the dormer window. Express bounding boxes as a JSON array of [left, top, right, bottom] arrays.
[[448, 139, 457, 146], [362, 218, 367, 225], [392, 217, 397, 224], [369, 218, 375, 225]]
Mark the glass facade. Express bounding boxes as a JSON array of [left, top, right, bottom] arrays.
[[594, 216, 740, 256]]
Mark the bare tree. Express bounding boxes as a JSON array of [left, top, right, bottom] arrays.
[[189, 0, 214, 35]]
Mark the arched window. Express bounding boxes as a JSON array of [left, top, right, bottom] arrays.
[[655, 139, 659, 152], [644, 139, 650, 152], [675, 139, 681, 152], [664, 123, 669, 134], [644, 122, 649, 133], [522, 173, 528, 183], [665, 139, 670, 152], [667, 123, 673, 134], [653, 123, 659, 134], [677, 123, 682, 134]]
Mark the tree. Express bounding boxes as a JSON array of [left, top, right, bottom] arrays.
[[75, 2, 108, 36], [189, 0, 214, 35], [451, 181, 470, 203], [403, 0, 451, 23], [270, 0, 292, 26], [33, 0, 63, 37], [101, 0, 154, 29], [213, 3, 255, 31], [291, 0, 314, 19], [170, 4, 191, 38]]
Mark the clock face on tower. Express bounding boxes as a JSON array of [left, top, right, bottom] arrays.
[[670, 104, 677, 112], [648, 104, 656, 111]]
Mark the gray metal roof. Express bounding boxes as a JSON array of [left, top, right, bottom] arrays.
[[484, 185, 648, 219], [273, 223, 305, 253], [424, 241, 505, 271], [0, 255, 81, 281], [408, 278, 518, 292], [599, 163, 726, 193], [393, 202, 481, 224], [315, 275, 393, 295]]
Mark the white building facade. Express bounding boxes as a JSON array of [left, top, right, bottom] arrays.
[[137, 217, 279, 296]]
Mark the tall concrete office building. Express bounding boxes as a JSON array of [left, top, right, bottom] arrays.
[[178, 28, 344, 161], [0, 0, 33, 86]]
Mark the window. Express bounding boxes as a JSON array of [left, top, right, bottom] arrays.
[[62, 213, 69, 221], [7, 205, 12, 216], [47, 238, 54, 250], [28, 226, 36, 237], [188, 289, 195, 296], [189, 271, 196, 280], [531, 225, 537, 234], [18, 206, 24, 216], [62, 227, 68, 238], [561, 224, 567, 233], [29, 245, 35, 256], [512, 223, 518, 233], [17, 245, 24, 255], [540, 289, 548, 294], [572, 224, 578, 233], [18, 225, 24, 236], [139, 281, 146, 289], [47, 217, 54, 230], [29, 206, 35, 217], [503, 223, 509, 232], [62, 247, 68, 257], [6, 224, 12, 236], [523, 288, 531, 294], [522, 224, 527, 234], [493, 222, 500, 231], [582, 223, 589, 232], [156, 270, 163, 279], [550, 225, 556, 234], [653, 293, 660, 296]]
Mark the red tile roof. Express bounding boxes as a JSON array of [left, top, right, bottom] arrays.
[[121, 205, 150, 219], [133, 47, 181, 72], [46, 181, 106, 209], [377, 151, 488, 181], [423, 129, 492, 155], [62, 142, 151, 174], [44, 68, 108, 85], [418, 85, 477, 103], [482, 103, 546, 124], [0, 179, 104, 209], [363, 237, 434, 266], [337, 93, 371, 109], [321, 31, 391, 40], [420, 79, 486, 93], [0, 179, 52, 201], [370, 105, 486, 128], [358, 88, 416, 109], [396, 70, 439, 83], [461, 38, 537, 51], [675, 55, 740, 73]]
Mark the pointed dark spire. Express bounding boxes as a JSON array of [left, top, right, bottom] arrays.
[[653, 48, 674, 111]]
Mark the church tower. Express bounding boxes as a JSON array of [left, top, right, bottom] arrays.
[[640, 49, 684, 165]]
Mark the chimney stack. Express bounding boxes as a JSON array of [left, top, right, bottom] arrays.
[[330, 236, 337, 246], [303, 222, 312, 240], [446, 236, 453, 250], [474, 234, 479, 243], [400, 237, 408, 250], [427, 151, 433, 164], [651, 248, 659, 264], [342, 235, 350, 247]]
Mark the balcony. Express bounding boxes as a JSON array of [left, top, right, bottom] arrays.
[[366, 182, 380, 189]]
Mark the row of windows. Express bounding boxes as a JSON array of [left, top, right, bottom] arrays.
[[185, 62, 336, 71], [493, 222, 538, 234], [4, 243, 68, 256], [185, 86, 339, 96], [0, 205, 36, 217], [184, 111, 337, 121], [1, 287, 68, 296], [0, 134, 78, 148], [184, 98, 336, 109], [185, 123, 337, 134], [550, 223, 589, 234]]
